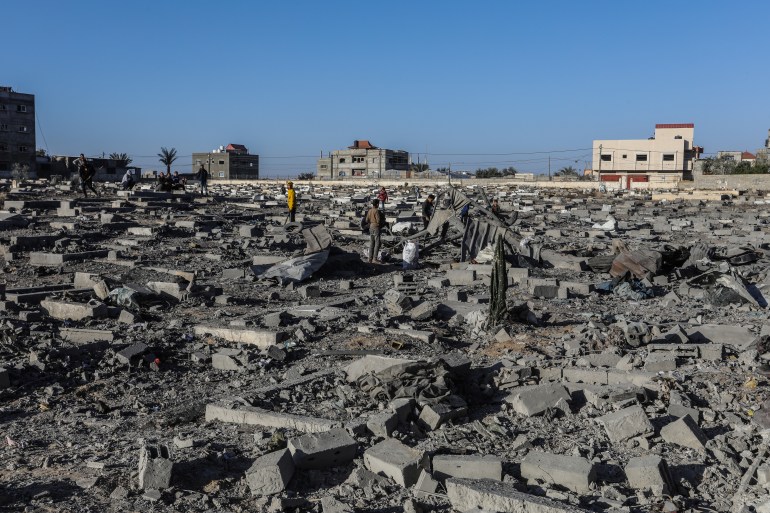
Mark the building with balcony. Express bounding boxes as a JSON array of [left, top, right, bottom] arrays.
[[317, 140, 409, 179]]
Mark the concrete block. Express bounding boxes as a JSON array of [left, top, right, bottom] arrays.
[[41, 299, 108, 321], [194, 326, 284, 349], [447, 290, 468, 302], [212, 352, 245, 371], [596, 405, 653, 443], [446, 270, 476, 286], [532, 285, 560, 299], [446, 478, 591, 512], [390, 398, 413, 423], [299, 285, 320, 299], [428, 278, 450, 289], [287, 428, 357, 469], [625, 455, 672, 495], [414, 469, 440, 498], [409, 301, 435, 321], [520, 451, 595, 493], [660, 415, 708, 451], [147, 281, 188, 301], [418, 402, 467, 430], [504, 383, 571, 417], [116, 342, 148, 365], [320, 497, 354, 513], [345, 355, 417, 383], [205, 403, 341, 433], [363, 438, 422, 487], [138, 444, 173, 490], [245, 449, 294, 496], [366, 410, 399, 438], [643, 353, 677, 372], [432, 454, 502, 482], [59, 328, 114, 344]]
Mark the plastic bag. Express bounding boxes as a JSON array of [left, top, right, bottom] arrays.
[[402, 241, 419, 270]]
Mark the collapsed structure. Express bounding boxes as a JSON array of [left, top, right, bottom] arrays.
[[0, 177, 769, 513]]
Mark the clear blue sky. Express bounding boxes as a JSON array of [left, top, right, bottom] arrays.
[[5, 0, 769, 176]]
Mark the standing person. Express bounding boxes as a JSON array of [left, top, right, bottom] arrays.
[[286, 181, 296, 222], [377, 186, 388, 213], [491, 198, 503, 219], [460, 203, 471, 225], [73, 153, 87, 175], [80, 160, 98, 197], [366, 199, 383, 263], [195, 164, 209, 196], [421, 194, 435, 229]]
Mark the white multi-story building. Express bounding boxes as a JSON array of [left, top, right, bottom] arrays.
[[592, 123, 702, 187]]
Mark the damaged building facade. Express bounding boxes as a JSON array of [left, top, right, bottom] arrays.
[[192, 144, 260, 180], [0, 86, 36, 177]]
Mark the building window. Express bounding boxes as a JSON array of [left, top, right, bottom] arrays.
[[0, 124, 7, 131], [662, 154, 675, 161], [600, 154, 612, 162], [636, 154, 648, 162], [19, 146, 29, 152], [319, 164, 328, 169], [352, 156, 364, 163], [622, 154, 627, 159], [218, 160, 225, 165], [17, 105, 27, 112], [219, 171, 225, 177], [196, 159, 201, 165], [339, 158, 346, 163], [18, 126, 28, 133]]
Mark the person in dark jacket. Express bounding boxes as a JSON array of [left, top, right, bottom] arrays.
[[421, 194, 435, 229], [195, 165, 209, 196], [79, 158, 98, 197]]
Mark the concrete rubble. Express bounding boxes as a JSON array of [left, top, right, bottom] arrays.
[[1, 179, 769, 512]]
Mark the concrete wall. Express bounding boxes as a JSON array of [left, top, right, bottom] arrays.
[[593, 125, 695, 174]]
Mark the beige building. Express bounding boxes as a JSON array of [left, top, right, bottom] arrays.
[[317, 140, 409, 179], [192, 144, 259, 180], [593, 123, 702, 187]]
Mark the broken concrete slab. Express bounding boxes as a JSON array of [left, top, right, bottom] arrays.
[[625, 455, 673, 495], [432, 454, 502, 482], [596, 404, 653, 443], [205, 403, 341, 433], [504, 383, 571, 417], [446, 478, 591, 512], [194, 326, 285, 349], [660, 414, 708, 451], [40, 299, 108, 321]]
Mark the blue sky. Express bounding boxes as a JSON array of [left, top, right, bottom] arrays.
[[5, 0, 769, 176]]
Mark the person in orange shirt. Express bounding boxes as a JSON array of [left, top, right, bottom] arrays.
[[287, 181, 296, 222]]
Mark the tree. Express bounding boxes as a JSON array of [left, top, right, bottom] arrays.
[[555, 165, 579, 177], [157, 147, 177, 174], [701, 156, 736, 176], [110, 152, 133, 167], [297, 172, 315, 180], [36, 149, 47, 157], [501, 166, 517, 176], [409, 163, 429, 173], [475, 167, 501, 178], [435, 167, 449, 174], [11, 163, 30, 182]]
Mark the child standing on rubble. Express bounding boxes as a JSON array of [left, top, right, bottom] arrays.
[[421, 194, 435, 229], [287, 181, 296, 222]]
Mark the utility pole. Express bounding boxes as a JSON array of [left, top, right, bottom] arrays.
[[548, 155, 551, 180]]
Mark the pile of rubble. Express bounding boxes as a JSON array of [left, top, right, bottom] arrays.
[[1, 178, 770, 513]]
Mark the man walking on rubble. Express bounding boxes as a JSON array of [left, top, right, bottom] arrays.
[[366, 199, 383, 263], [195, 164, 209, 196], [287, 181, 296, 223], [421, 194, 435, 229], [76, 155, 99, 197]]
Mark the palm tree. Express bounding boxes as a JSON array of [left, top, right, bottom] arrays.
[[157, 147, 177, 174], [556, 165, 579, 177], [109, 152, 132, 167]]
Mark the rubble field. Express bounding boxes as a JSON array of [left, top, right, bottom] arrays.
[[1, 179, 770, 513]]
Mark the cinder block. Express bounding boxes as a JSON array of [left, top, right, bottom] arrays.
[[597, 405, 653, 443], [625, 455, 672, 495], [418, 402, 467, 430], [414, 469, 440, 498], [520, 451, 595, 493], [245, 449, 295, 496], [287, 428, 357, 469], [432, 454, 502, 482], [363, 438, 422, 487], [504, 383, 570, 417], [660, 415, 708, 451], [138, 444, 173, 490], [446, 270, 476, 286], [366, 411, 399, 438]]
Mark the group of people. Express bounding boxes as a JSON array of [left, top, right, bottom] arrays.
[[155, 170, 187, 192]]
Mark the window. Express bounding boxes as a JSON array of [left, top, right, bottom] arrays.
[[19, 146, 29, 152], [218, 171, 225, 177], [622, 154, 627, 159], [218, 160, 225, 165], [600, 154, 612, 162], [674, 135, 682, 139], [352, 156, 364, 163], [196, 159, 201, 165], [18, 126, 27, 133], [319, 164, 328, 169], [636, 154, 647, 162], [0, 124, 7, 131], [17, 105, 27, 112], [339, 158, 346, 163], [662, 154, 675, 161]]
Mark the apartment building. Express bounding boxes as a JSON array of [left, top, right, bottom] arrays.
[[0, 86, 35, 176], [317, 140, 409, 179], [193, 144, 259, 180]]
